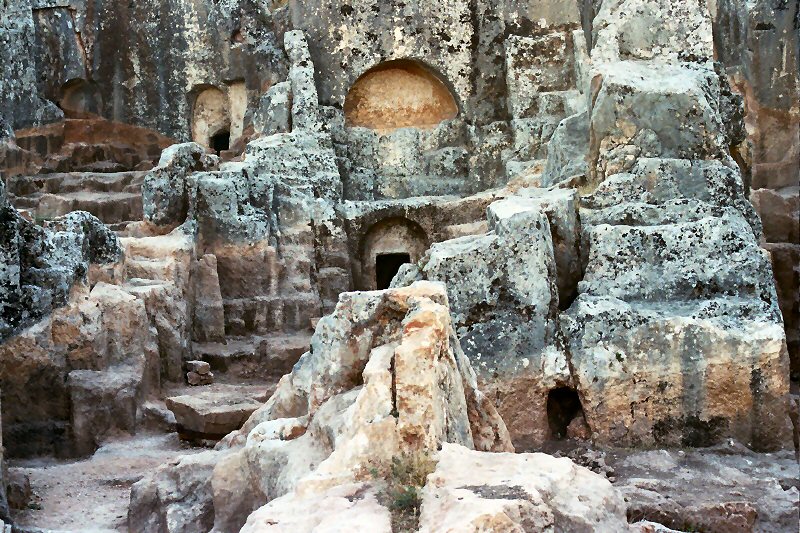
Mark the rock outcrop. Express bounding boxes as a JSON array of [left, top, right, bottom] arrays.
[[417, 443, 629, 532], [129, 282, 513, 532], [711, 0, 800, 378], [0, 180, 121, 342]]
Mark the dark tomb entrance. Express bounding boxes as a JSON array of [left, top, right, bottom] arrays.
[[375, 253, 411, 290], [211, 130, 230, 155], [546, 387, 583, 440]]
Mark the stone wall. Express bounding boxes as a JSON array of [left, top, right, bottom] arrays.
[[0, 0, 62, 130], [711, 0, 800, 377]]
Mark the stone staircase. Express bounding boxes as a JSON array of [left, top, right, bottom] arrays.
[[118, 231, 313, 443], [2, 117, 174, 228], [7, 171, 145, 228]]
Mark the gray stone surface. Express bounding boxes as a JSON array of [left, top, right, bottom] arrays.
[[0, 196, 122, 342], [611, 445, 800, 533]]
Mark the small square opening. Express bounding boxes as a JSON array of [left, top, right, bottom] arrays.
[[210, 130, 230, 155], [375, 253, 411, 290]]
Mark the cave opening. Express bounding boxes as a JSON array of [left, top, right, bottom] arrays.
[[211, 130, 230, 155], [375, 253, 411, 290], [546, 387, 583, 440]]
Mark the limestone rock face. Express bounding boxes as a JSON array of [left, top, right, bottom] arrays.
[[1, 209, 192, 458], [418, 443, 629, 532], [591, 0, 714, 63], [395, 191, 576, 448], [587, 62, 731, 184], [129, 282, 512, 532], [707, 0, 799, 377], [0, 0, 63, 130], [2, 0, 287, 140], [253, 82, 291, 137], [0, 185, 122, 342], [142, 143, 219, 227], [563, 210, 791, 449]]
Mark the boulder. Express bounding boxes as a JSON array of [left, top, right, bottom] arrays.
[[166, 388, 268, 442], [417, 443, 630, 532]]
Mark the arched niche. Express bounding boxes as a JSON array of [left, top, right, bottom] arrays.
[[59, 79, 102, 116], [344, 60, 459, 133], [360, 217, 429, 290], [191, 87, 231, 153]]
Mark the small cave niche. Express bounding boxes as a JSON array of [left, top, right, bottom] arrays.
[[59, 79, 102, 117], [375, 253, 411, 290], [359, 217, 429, 290], [546, 387, 584, 440], [191, 86, 231, 152], [210, 130, 230, 155], [344, 59, 458, 132]]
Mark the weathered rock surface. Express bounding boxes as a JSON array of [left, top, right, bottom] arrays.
[[166, 387, 267, 441], [612, 445, 800, 533], [563, 153, 791, 450], [240, 482, 392, 533], [418, 443, 629, 532], [394, 190, 578, 448], [0, 1, 796, 531], [129, 282, 513, 532], [0, 185, 122, 342], [142, 143, 219, 227]]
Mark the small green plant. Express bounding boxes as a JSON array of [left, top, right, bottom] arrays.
[[369, 452, 437, 533]]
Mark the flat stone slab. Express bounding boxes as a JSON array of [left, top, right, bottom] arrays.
[[192, 333, 311, 380], [166, 387, 269, 441]]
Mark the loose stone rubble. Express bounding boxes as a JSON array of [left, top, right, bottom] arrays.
[[0, 0, 797, 531]]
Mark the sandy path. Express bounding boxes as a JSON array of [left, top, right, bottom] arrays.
[[9, 433, 203, 532]]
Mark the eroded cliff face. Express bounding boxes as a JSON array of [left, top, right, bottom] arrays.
[[711, 0, 800, 378], [0, 0, 798, 531]]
